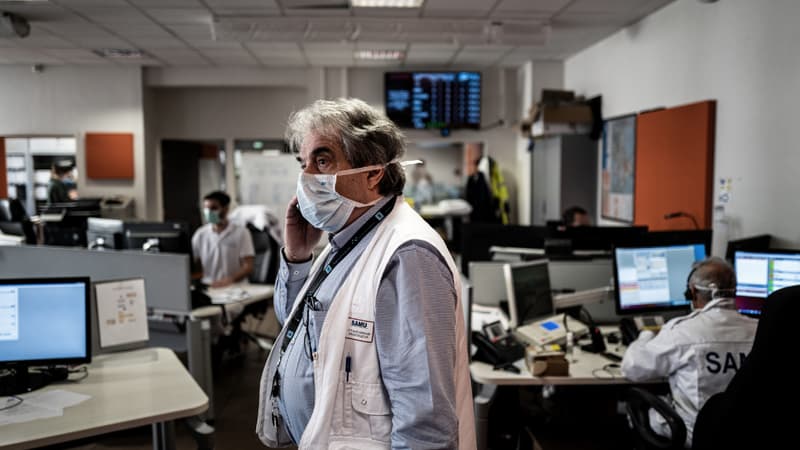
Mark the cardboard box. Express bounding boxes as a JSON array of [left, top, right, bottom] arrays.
[[530, 103, 593, 138], [524, 346, 569, 376]]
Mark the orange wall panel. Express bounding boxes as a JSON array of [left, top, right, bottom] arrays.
[[85, 133, 134, 179], [634, 101, 716, 231]]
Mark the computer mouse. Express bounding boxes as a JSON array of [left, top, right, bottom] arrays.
[[607, 333, 620, 344]]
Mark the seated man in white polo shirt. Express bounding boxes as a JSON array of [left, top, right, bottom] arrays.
[[192, 191, 255, 288]]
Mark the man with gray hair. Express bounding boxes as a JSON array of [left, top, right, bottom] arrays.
[[256, 98, 475, 449], [622, 257, 757, 446]]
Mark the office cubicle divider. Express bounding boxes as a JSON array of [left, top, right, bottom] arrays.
[[0, 246, 191, 314]]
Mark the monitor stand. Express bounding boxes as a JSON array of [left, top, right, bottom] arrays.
[[0, 365, 52, 396]]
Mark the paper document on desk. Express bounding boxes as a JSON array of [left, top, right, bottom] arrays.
[[0, 390, 90, 426], [471, 304, 510, 332], [209, 287, 249, 305]]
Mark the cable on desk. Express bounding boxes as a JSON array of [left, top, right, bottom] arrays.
[[1, 395, 23, 411], [592, 363, 621, 379], [67, 366, 89, 382]]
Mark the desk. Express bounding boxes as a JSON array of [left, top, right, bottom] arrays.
[[193, 282, 275, 320], [183, 282, 274, 423], [471, 329, 658, 450], [0, 347, 208, 450]]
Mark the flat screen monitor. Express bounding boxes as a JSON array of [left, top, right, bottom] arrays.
[[86, 217, 125, 250], [123, 221, 190, 255], [0, 277, 91, 395], [734, 250, 800, 316], [385, 71, 481, 130], [503, 260, 553, 328], [726, 235, 772, 263], [614, 244, 706, 315]]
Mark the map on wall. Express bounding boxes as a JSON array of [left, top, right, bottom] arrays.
[[601, 114, 637, 223]]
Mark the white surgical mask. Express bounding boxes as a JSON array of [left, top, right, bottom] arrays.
[[296, 164, 385, 233]]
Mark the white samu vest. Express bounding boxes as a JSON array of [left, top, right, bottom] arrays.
[[256, 197, 475, 449]]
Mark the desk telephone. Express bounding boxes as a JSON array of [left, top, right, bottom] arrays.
[[620, 316, 664, 345], [472, 321, 526, 367]]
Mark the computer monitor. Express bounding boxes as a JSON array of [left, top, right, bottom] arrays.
[[86, 217, 125, 250], [725, 235, 772, 263], [503, 260, 553, 328], [123, 221, 191, 255], [0, 277, 91, 396], [614, 243, 706, 315], [734, 250, 800, 316]]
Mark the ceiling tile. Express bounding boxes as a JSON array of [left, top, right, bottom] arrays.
[[144, 8, 214, 24], [166, 24, 212, 39], [567, 0, 653, 13], [39, 48, 107, 63], [200, 47, 252, 58], [129, 37, 187, 49], [206, 55, 261, 66], [283, 8, 351, 17], [15, 33, 76, 49], [128, 0, 203, 6], [189, 40, 244, 50], [74, 7, 152, 24], [58, 0, 130, 6], [423, 0, 493, 17], [302, 42, 355, 52], [493, 0, 570, 17]]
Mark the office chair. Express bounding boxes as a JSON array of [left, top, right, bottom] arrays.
[[625, 387, 687, 450], [692, 286, 798, 450], [226, 223, 280, 353], [0, 200, 36, 244]]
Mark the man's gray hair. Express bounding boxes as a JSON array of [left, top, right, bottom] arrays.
[[689, 257, 736, 300], [286, 98, 406, 195]]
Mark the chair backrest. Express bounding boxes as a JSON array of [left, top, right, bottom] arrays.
[[0, 198, 27, 222], [247, 223, 279, 284], [625, 387, 687, 450], [693, 285, 799, 449]]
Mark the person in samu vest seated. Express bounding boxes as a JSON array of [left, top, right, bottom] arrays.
[[256, 98, 475, 449], [622, 257, 757, 446]]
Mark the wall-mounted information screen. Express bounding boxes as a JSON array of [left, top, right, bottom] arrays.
[[385, 71, 481, 130]]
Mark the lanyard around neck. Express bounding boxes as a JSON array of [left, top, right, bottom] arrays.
[[279, 196, 396, 353]]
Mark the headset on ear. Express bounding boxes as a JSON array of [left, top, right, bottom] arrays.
[[684, 266, 698, 301]]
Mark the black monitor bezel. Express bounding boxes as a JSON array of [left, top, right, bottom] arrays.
[[384, 70, 482, 130], [613, 243, 705, 316], [0, 276, 92, 367], [503, 259, 553, 328]]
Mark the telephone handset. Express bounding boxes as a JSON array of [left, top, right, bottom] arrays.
[[472, 321, 525, 366], [620, 317, 639, 346]]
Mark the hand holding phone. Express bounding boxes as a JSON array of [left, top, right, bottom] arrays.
[[284, 196, 323, 263]]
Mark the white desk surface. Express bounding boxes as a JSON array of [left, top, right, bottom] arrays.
[[470, 326, 654, 386], [192, 282, 274, 319], [0, 347, 208, 450]]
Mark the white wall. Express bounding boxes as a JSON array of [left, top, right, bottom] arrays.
[[565, 0, 800, 248], [147, 86, 307, 219], [0, 66, 146, 217]]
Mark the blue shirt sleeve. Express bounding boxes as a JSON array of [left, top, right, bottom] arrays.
[[275, 248, 313, 325], [375, 240, 459, 450]]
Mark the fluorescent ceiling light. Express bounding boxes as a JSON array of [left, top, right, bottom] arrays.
[[93, 48, 146, 59], [354, 49, 404, 60], [351, 0, 424, 8]]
